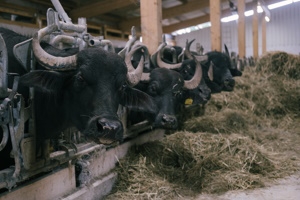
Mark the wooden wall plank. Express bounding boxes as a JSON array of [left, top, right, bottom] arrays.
[[0, 167, 75, 200]]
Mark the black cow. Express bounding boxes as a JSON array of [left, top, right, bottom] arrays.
[[123, 41, 202, 129], [144, 43, 202, 129], [131, 68, 184, 129], [182, 40, 236, 94], [157, 41, 211, 104], [200, 51, 235, 93], [0, 27, 156, 169], [178, 59, 212, 105]]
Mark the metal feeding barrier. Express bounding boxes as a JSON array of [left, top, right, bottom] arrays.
[[0, 0, 153, 193]]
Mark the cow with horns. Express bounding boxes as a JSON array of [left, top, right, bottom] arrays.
[[0, 26, 157, 170], [121, 35, 202, 129], [157, 39, 212, 105], [176, 39, 237, 94]]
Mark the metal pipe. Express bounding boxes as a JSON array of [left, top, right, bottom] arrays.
[[0, 34, 8, 98], [50, 0, 72, 23], [0, 125, 9, 151], [50, 35, 79, 47], [59, 22, 86, 33]]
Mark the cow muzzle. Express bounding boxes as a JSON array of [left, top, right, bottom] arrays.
[[97, 118, 123, 144], [154, 114, 178, 129], [84, 116, 124, 145], [223, 78, 235, 91], [197, 86, 211, 104]]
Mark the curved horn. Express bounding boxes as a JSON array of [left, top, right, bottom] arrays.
[[183, 58, 202, 90], [185, 39, 208, 62], [141, 72, 150, 82], [32, 24, 77, 71], [178, 48, 185, 62], [118, 26, 138, 59], [184, 39, 195, 59], [125, 44, 145, 86], [155, 43, 182, 69], [132, 41, 151, 70]]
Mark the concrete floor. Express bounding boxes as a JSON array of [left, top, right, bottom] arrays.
[[195, 172, 300, 200]]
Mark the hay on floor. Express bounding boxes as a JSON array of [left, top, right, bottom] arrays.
[[106, 51, 300, 199]]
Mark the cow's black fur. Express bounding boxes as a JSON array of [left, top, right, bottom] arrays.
[[177, 59, 211, 104], [129, 68, 185, 129], [0, 28, 157, 170], [201, 51, 235, 93]]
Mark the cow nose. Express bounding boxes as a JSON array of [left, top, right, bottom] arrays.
[[97, 118, 124, 142], [225, 78, 235, 86], [162, 114, 178, 127], [98, 118, 119, 130], [199, 88, 211, 102], [223, 78, 235, 91]]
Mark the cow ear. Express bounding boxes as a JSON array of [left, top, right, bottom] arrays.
[[119, 85, 157, 114], [224, 44, 230, 57], [20, 70, 71, 92]]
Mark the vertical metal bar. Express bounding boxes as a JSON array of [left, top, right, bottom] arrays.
[[0, 34, 8, 98], [51, 0, 72, 23]]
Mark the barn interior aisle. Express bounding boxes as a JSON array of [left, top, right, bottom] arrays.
[[105, 52, 300, 199]]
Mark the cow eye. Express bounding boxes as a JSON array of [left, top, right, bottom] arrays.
[[148, 84, 157, 95], [120, 83, 127, 91], [76, 74, 84, 82], [173, 90, 182, 96]]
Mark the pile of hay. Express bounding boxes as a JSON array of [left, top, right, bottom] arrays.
[[106, 51, 300, 199], [256, 51, 300, 79]]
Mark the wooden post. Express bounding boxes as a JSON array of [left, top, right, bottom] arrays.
[[252, 2, 259, 59], [262, 13, 267, 54], [140, 0, 162, 54], [210, 0, 221, 51], [238, 0, 246, 58]]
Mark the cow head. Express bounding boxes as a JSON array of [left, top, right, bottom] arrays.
[[179, 59, 211, 105], [20, 25, 157, 144], [138, 68, 185, 129], [202, 50, 236, 93], [137, 42, 202, 129]]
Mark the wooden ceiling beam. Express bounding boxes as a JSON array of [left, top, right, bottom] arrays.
[[119, 0, 207, 31], [27, 0, 74, 10], [163, 15, 210, 33], [0, 2, 37, 18], [69, 0, 139, 19], [162, 0, 272, 33], [163, 0, 209, 19], [163, 0, 285, 33], [119, 0, 229, 32]]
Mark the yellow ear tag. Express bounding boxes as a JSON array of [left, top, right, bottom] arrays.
[[185, 98, 193, 105]]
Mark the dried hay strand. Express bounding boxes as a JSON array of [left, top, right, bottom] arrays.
[[107, 131, 297, 199], [106, 57, 300, 199], [206, 67, 300, 119], [183, 109, 249, 134], [256, 51, 300, 79]]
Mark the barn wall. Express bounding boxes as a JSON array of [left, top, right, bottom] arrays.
[[175, 2, 300, 57]]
